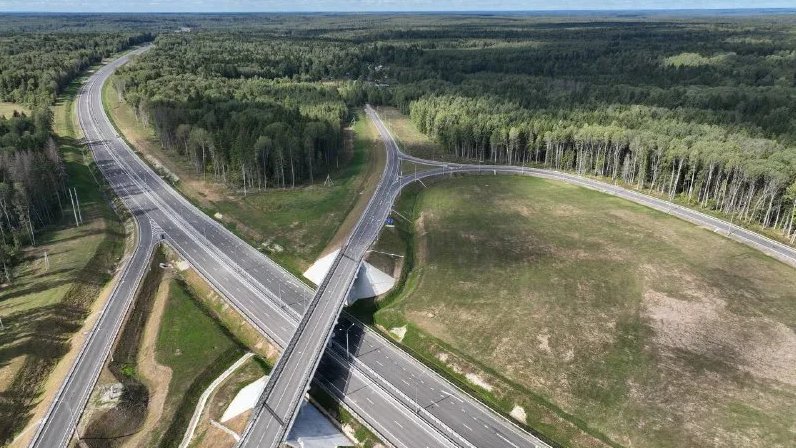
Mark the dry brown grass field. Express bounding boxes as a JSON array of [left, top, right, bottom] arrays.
[[370, 175, 796, 448]]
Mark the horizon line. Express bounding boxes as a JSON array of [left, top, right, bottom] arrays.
[[2, 8, 796, 14]]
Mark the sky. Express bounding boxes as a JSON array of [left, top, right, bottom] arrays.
[[0, 0, 793, 13]]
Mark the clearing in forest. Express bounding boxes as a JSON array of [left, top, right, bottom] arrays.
[[103, 82, 382, 275], [0, 102, 30, 118], [368, 175, 796, 448]]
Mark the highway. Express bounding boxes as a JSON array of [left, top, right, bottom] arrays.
[[30, 49, 547, 448], [31, 46, 796, 448], [241, 102, 796, 446], [238, 105, 405, 447]]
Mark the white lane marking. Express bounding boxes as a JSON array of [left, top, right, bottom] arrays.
[[496, 432, 520, 448]]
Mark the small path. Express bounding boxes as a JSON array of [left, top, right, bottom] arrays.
[[210, 420, 241, 442], [178, 352, 254, 448], [126, 270, 174, 448]]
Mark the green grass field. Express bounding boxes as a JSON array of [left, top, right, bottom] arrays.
[[157, 279, 243, 397], [367, 175, 796, 448], [104, 81, 382, 274], [153, 278, 245, 447], [0, 102, 30, 119]]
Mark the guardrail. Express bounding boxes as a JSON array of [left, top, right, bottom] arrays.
[[239, 105, 399, 447]]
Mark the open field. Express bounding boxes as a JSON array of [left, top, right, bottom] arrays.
[[103, 81, 383, 274], [368, 175, 796, 448], [375, 106, 453, 162], [0, 83, 125, 444], [0, 102, 30, 119]]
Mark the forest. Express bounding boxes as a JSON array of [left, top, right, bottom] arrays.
[[112, 33, 351, 189], [110, 14, 796, 242], [0, 19, 153, 276], [0, 31, 153, 106], [3, 13, 795, 249], [0, 110, 65, 278]]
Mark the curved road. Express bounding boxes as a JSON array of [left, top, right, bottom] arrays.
[[29, 50, 545, 448], [31, 48, 796, 448], [241, 104, 796, 447]]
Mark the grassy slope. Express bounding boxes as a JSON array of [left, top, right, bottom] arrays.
[[367, 175, 796, 448], [0, 75, 124, 444], [153, 277, 246, 447], [103, 80, 379, 274]]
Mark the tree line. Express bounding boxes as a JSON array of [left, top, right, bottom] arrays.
[[410, 95, 796, 242], [96, 15, 796, 244], [0, 110, 68, 279], [112, 33, 351, 189], [0, 32, 153, 106], [0, 26, 151, 278]]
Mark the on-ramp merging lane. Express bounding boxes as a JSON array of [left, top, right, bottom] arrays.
[[30, 50, 548, 448], [33, 48, 796, 448]]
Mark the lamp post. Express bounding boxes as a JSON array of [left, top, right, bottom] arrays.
[[344, 322, 356, 361]]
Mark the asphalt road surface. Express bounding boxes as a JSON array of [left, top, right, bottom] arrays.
[[238, 105, 405, 447], [32, 46, 796, 448], [30, 49, 547, 448]]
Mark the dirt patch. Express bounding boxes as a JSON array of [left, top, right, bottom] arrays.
[[389, 325, 407, 342], [194, 421, 237, 448], [223, 410, 251, 435], [643, 289, 796, 386], [510, 405, 527, 423], [414, 212, 430, 264], [465, 373, 494, 392], [123, 272, 175, 447]]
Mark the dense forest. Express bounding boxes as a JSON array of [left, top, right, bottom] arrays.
[[111, 15, 796, 242], [112, 33, 350, 189], [0, 32, 153, 106], [0, 19, 154, 276], [381, 18, 796, 241], [0, 110, 65, 278]]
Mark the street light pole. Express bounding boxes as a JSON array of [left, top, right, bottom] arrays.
[[345, 322, 356, 361]]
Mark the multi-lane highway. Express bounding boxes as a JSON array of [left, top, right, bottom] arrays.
[[242, 101, 796, 446], [30, 46, 796, 448], [238, 105, 404, 447], [29, 49, 548, 448]]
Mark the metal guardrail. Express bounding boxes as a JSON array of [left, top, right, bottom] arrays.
[[239, 105, 398, 447]]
